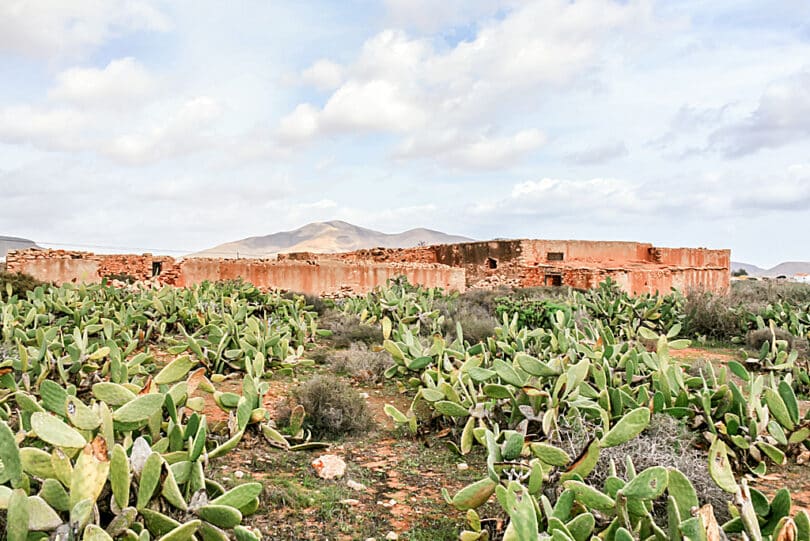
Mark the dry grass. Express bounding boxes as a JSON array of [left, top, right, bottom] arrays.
[[280, 375, 374, 438], [327, 342, 393, 383], [318, 310, 381, 348]]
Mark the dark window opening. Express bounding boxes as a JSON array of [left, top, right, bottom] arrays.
[[486, 257, 498, 269], [152, 261, 163, 277], [547, 252, 564, 261], [545, 274, 563, 286]]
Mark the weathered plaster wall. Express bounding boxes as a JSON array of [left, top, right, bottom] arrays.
[[12, 256, 102, 284], [656, 247, 730, 268], [177, 258, 465, 294], [518, 240, 652, 265], [6, 249, 465, 294], [7, 238, 730, 296]]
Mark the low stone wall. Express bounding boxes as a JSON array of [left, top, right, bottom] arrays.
[[177, 258, 465, 294], [6, 237, 731, 296], [5, 249, 465, 294]]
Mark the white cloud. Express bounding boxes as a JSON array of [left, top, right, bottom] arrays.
[[709, 71, 810, 157], [280, 0, 652, 170], [48, 57, 157, 108], [395, 128, 546, 169], [0, 1, 170, 58], [300, 60, 345, 91], [102, 97, 223, 165], [277, 104, 321, 144], [565, 141, 628, 165], [0, 105, 87, 151], [383, 0, 515, 33], [731, 164, 810, 211], [321, 79, 427, 132]]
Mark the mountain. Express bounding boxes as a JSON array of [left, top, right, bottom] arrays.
[[0, 236, 38, 260], [188, 221, 474, 259], [731, 260, 810, 277], [731, 261, 766, 276], [766, 262, 810, 277]]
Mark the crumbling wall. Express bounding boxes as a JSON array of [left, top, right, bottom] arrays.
[[6, 249, 465, 294], [7, 237, 730, 296], [656, 247, 730, 268], [177, 258, 465, 294], [519, 240, 653, 265], [7, 251, 102, 284], [7, 250, 181, 285]]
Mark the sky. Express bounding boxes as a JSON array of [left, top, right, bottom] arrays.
[[1, 1, 809, 267]]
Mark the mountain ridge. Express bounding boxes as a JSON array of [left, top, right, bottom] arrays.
[[732, 260, 810, 277], [188, 220, 474, 259], [0, 236, 38, 260]]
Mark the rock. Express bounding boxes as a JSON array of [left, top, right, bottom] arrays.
[[457, 462, 469, 471], [385, 532, 399, 540], [347, 479, 367, 491], [312, 454, 347, 480], [339, 498, 361, 505], [234, 470, 245, 479]]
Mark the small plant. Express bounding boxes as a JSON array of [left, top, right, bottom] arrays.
[[682, 288, 745, 341], [587, 415, 732, 522], [319, 310, 381, 348], [328, 342, 393, 383], [0, 271, 47, 295], [747, 327, 794, 350], [442, 300, 498, 344], [284, 376, 373, 438], [103, 272, 137, 284]]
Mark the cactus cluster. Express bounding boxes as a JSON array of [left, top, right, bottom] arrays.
[[0, 279, 328, 540], [366, 278, 810, 540]]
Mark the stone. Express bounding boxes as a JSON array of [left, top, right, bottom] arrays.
[[457, 462, 469, 471], [347, 479, 367, 491], [385, 532, 399, 540], [312, 454, 347, 480]]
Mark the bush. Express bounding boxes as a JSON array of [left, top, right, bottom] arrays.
[[318, 310, 381, 348], [104, 272, 137, 284], [283, 292, 331, 316], [731, 280, 810, 306], [328, 342, 393, 383], [439, 298, 498, 344], [746, 327, 794, 350], [587, 415, 731, 522], [283, 376, 373, 438], [682, 289, 745, 341], [0, 271, 47, 296]]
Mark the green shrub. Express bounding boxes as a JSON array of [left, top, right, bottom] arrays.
[[318, 310, 381, 348], [103, 272, 137, 284], [0, 271, 47, 295], [731, 280, 810, 305], [328, 342, 393, 383], [682, 289, 745, 341], [284, 376, 373, 438]]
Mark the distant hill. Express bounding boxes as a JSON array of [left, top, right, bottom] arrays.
[[732, 260, 810, 277], [731, 261, 766, 276], [766, 262, 810, 277], [0, 236, 38, 260], [188, 221, 473, 259]]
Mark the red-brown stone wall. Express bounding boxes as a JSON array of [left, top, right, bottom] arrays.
[[176, 258, 465, 294]]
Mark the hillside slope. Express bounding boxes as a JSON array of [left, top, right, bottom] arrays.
[[188, 221, 473, 259], [0, 236, 38, 260]]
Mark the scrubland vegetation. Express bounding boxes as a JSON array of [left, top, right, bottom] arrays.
[[0, 274, 809, 540]]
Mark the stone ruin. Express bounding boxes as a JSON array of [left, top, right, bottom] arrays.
[[6, 238, 730, 296]]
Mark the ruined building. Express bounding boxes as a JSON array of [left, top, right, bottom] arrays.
[[6, 238, 730, 295]]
